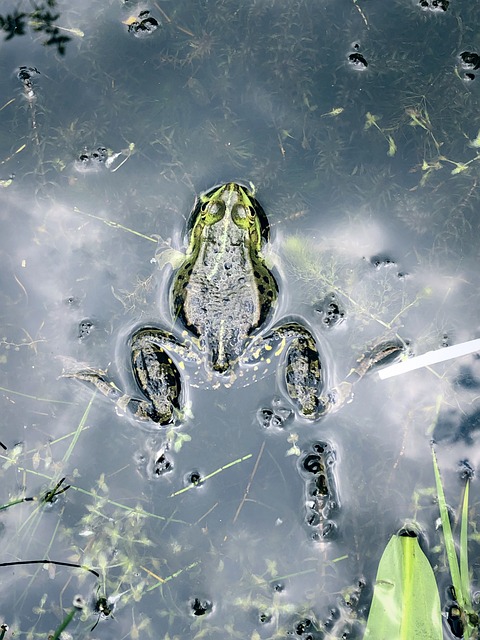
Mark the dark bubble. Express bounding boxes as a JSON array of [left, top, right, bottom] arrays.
[[78, 319, 94, 340], [459, 51, 480, 70], [128, 11, 160, 36], [257, 406, 290, 429], [154, 452, 173, 476], [303, 454, 324, 474], [17, 66, 40, 82], [188, 470, 202, 485], [316, 293, 345, 328], [295, 618, 312, 634], [348, 52, 368, 69], [258, 611, 272, 624], [418, 0, 449, 11], [64, 295, 79, 308], [190, 597, 212, 616], [313, 442, 327, 454], [306, 509, 321, 527], [458, 459, 475, 480], [370, 254, 396, 269], [94, 596, 114, 617]]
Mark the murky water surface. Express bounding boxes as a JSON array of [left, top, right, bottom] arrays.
[[1, 0, 480, 637]]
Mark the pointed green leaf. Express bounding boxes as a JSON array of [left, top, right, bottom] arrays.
[[460, 480, 471, 608], [432, 448, 464, 611], [364, 533, 442, 640], [460, 479, 474, 637]]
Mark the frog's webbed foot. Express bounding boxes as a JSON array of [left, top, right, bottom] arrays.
[[348, 339, 406, 381], [62, 347, 182, 428], [318, 339, 406, 415], [62, 364, 123, 401]]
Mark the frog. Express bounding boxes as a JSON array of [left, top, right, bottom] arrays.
[[64, 182, 403, 427]]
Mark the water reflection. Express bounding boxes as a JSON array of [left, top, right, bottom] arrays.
[[0, 0, 480, 637]]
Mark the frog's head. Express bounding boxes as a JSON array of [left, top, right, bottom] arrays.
[[187, 182, 270, 251]]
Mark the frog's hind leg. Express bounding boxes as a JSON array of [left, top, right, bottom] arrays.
[[129, 333, 183, 426], [282, 327, 325, 419], [246, 322, 327, 420]]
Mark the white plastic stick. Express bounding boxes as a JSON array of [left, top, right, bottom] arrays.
[[378, 338, 480, 380]]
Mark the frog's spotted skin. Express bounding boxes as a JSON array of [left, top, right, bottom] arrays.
[[171, 182, 278, 374], [64, 183, 404, 427]]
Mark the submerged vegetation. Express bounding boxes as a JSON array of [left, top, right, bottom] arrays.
[[0, 1, 73, 54]]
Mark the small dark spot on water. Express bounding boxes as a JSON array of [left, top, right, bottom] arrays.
[[418, 0, 449, 11], [77, 147, 108, 169], [273, 582, 284, 592], [17, 66, 40, 83], [64, 295, 80, 308], [315, 292, 345, 328], [306, 510, 321, 527], [190, 597, 212, 616], [324, 607, 341, 629], [348, 52, 368, 69], [127, 11, 160, 37], [258, 611, 272, 624], [188, 470, 202, 486], [154, 452, 173, 476], [78, 319, 94, 340], [458, 459, 475, 480], [295, 618, 312, 634], [94, 595, 114, 617], [370, 254, 396, 269], [459, 51, 480, 70], [256, 403, 293, 429], [303, 453, 324, 475], [464, 73, 475, 82]]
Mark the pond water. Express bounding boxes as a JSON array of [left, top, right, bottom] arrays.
[[1, 0, 480, 638]]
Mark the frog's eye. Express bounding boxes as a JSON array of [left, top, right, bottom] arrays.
[[231, 203, 255, 229], [202, 199, 225, 224]]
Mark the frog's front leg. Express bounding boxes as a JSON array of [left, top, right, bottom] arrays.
[[246, 321, 327, 420]]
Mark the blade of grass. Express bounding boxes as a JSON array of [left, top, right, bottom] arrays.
[[460, 479, 474, 637], [460, 480, 471, 606], [432, 448, 464, 612]]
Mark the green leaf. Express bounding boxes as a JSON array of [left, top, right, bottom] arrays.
[[364, 533, 442, 640], [460, 480, 471, 607], [460, 479, 474, 637], [432, 448, 464, 611]]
